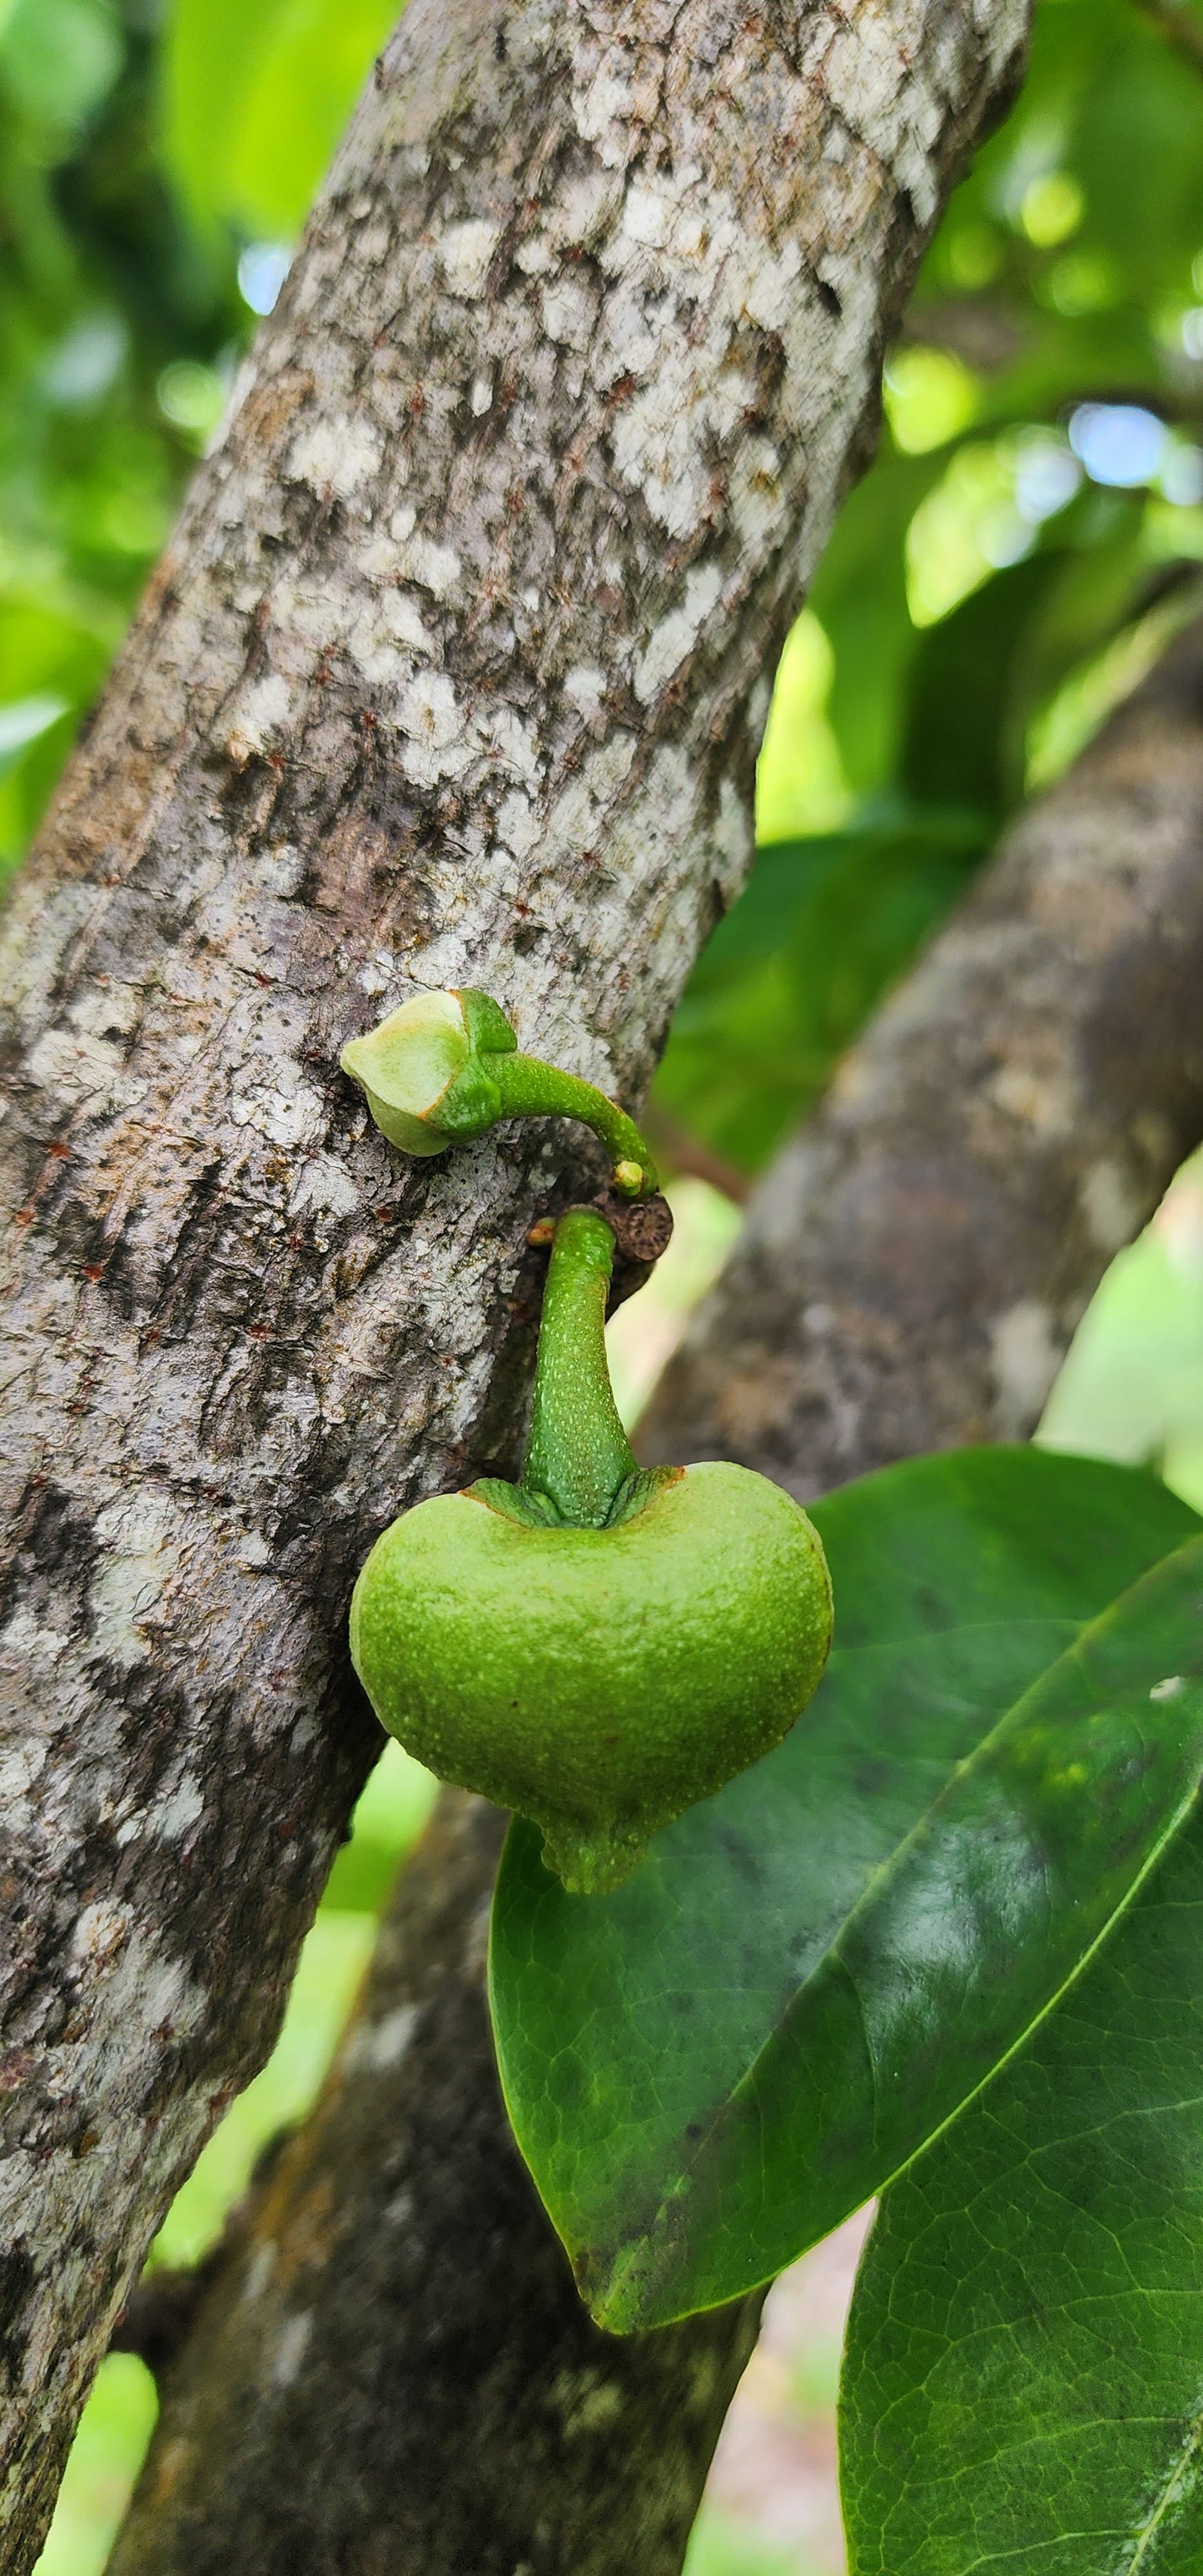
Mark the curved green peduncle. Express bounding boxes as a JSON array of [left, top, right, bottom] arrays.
[[520, 1209, 639, 1529], [341, 987, 659, 1196], [490, 1052, 657, 1197]]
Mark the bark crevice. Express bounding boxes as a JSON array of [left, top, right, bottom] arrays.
[[109, 614, 1203, 2575], [0, 2, 1029, 2560]]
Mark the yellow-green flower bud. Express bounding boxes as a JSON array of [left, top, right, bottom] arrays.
[[341, 988, 659, 1195], [339, 988, 512, 1156]]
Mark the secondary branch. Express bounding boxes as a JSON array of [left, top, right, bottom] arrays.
[[0, 0, 1030, 2559], [106, 584, 1203, 2576]]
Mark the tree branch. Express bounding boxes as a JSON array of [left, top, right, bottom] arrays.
[[108, 1794, 763, 2576], [643, 614, 1203, 1484], [1132, 0, 1203, 79], [104, 615, 1203, 2576], [0, 0, 1031, 2559]]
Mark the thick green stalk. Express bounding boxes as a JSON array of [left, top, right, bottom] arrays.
[[491, 1054, 657, 1196], [520, 1209, 639, 1528]]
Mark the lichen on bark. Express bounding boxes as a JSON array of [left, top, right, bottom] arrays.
[[0, 0, 1029, 2560], [106, 606, 1203, 2576]]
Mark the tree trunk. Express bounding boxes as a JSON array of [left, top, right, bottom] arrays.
[[106, 615, 1203, 2572], [0, 0, 1029, 2560], [108, 1793, 763, 2576]]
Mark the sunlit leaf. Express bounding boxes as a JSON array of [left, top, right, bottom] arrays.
[[0, 692, 69, 773], [490, 1451, 1203, 2331], [163, 0, 400, 239]]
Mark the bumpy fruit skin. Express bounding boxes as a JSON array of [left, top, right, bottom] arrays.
[[349, 1462, 833, 1894]]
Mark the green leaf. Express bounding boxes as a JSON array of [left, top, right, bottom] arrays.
[[651, 806, 987, 1173], [899, 550, 1071, 818], [840, 1790, 1203, 2576], [808, 449, 941, 798], [1, 0, 122, 127], [163, 0, 400, 240], [488, 1450, 1203, 2332], [0, 692, 69, 777]]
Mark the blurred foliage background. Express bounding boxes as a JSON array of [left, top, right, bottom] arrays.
[[7, 0, 1203, 2564]]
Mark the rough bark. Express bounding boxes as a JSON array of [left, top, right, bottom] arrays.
[[108, 1793, 763, 2576], [107, 611, 1203, 2576], [0, 0, 1028, 2559], [644, 614, 1203, 1484]]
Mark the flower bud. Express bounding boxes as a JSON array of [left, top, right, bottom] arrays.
[[340, 988, 516, 1156], [341, 987, 658, 1195]]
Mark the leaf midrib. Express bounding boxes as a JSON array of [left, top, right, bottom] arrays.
[[600, 1535, 1203, 2320]]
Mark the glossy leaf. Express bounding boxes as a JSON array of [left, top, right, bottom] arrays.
[[841, 1790, 1203, 2576], [489, 1450, 1203, 2331]]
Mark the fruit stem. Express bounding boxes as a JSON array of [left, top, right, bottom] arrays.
[[491, 1054, 657, 1197], [521, 1209, 639, 1529]]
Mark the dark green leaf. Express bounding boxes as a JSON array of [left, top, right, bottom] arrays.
[[899, 550, 1071, 817], [651, 808, 987, 1173], [841, 1791, 1203, 2576], [489, 1451, 1203, 2332], [809, 449, 942, 798]]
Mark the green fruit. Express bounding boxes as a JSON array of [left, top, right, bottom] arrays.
[[349, 1201, 833, 1893], [350, 1461, 832, 1894]]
